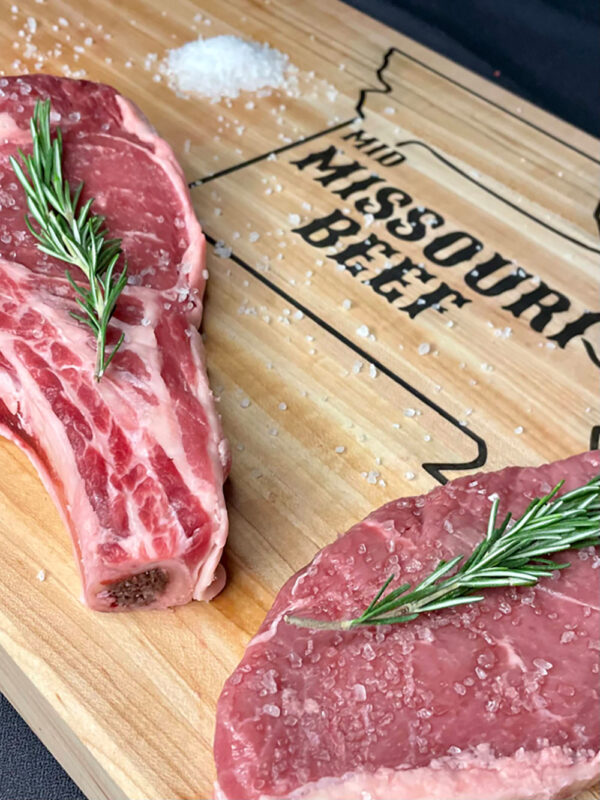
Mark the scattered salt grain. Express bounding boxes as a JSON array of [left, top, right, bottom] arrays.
[[353, 683, 367, 700], [356, 324, 369, 338], [249, 231, 260, 242], [36, 569, 46, 582], [369, 363, 377, 379], [417, 342, 431, 356], [278, 402, 287, 411], [262, 704, 281, 717], [214, 240, 232, 258], [514, 425, 524, 435], [163, 35, 290, 100], [240, 397, 251, 408], [288, 213, 301, 225], [404, 408, 416, 417], [335, 446, 345, 454], [342, 298, 352, 310], [404, 471, 415, 481]]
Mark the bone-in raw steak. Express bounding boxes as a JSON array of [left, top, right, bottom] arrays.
[[215, 451, 599, 800], [0, 75, 229, 611]]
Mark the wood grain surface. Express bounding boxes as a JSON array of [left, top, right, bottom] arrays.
[[0, 1, 598, 799]]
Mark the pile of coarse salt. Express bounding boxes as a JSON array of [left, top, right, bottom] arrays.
[[162, 35, 290, 100]]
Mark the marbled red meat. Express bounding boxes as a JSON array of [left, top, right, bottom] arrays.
[[215, 452, 599, 800], [0, 75, 229, 611]]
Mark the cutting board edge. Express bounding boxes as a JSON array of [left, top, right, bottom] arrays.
[[0, 643, 128, 800]]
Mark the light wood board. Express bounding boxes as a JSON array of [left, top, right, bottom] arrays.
[[0, 1, 598, 798]]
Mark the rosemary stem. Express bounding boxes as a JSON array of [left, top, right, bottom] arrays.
[[284, 615, 354, 631], [285, 475, 599, 631], [10, 98, 126, 381]]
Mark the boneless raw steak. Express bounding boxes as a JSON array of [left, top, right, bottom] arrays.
[[0, 75, 229, 610], [215, 452, 599, 800]]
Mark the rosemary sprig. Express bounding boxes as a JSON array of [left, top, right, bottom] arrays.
[[9, 98, 127, 381], [285, 475, 600, 631]]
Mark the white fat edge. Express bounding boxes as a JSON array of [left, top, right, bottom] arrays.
[[245, 608, 288, 651], [0, 322, 93, 589], [290, 548, 326, 597], [244, 554, 330, 652], [182, 321, 230, 596], [537, 585, 600, 613], [133, 312, 226, 577], [0, 340, 19, 413], [115, 95, 206, 298], [272, 746, 600, 800]]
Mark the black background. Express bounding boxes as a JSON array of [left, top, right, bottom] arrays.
[[1, 1, 598, 799]]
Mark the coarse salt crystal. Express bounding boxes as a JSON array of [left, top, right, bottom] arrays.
[[418, 342, 431, 356], [342, 298, 352, 310], [36, 569, 46, 581], [214, 240, 232, 258], [262, 704, 281, 717], [404, 471, 415, 481], [356, 324, 369, 338], [335, 446, 345, 454]]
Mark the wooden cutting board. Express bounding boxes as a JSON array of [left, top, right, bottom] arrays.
[[0, 1, 598, 798]]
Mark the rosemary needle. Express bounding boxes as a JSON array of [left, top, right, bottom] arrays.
[[285, 475, 600, 631], [10, 98, 127, 381]]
